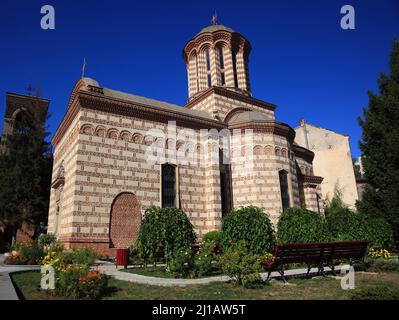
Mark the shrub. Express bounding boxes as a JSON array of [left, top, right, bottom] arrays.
[[168, 246, 195, 278], [325, 188, 394, 249], [70, 247, 97, 265], [367, 258, 399, 272], [77, 270, 110, 299], [242, 273, 264, 289], [351, 286, 399, 300], [202, 231, 222, 245], [4, 251, 28, 265], [54, 264, 89, 298], [364, 217, 395, 249], [41, 249, 109, 299], [217, 241, 263, 286], [37, 233, 57, 247], [221, 206, 275, 254], [193, 242, 216, 277], [326, 209, 369, 241], [277, 207, 330, 244], [326, 208, 394, 249], [4, 239, 44, 265], [134, 206, 196, 266]]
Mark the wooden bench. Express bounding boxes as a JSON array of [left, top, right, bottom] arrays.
[[260, 240, 370, 283]]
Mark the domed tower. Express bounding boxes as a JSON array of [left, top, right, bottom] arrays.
[[183, 22, 252, 100]]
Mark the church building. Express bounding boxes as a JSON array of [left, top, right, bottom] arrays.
[[47, 23, 324, 254]]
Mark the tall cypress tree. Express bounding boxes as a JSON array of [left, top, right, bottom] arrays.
[[357, 39, 399, 245], [0, 107, 53, 242]]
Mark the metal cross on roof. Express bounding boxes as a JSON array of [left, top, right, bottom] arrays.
[[211, 11, 218, 25]]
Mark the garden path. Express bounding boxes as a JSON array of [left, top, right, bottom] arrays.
[[96, 260, 348, 287], [0, 254, 40, 300]]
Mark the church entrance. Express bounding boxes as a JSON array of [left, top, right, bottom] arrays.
[[109, 192, 141, 249]]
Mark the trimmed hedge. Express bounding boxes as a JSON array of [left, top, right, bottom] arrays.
[[202, 230, 222, 245], [134, 206, 196, 264], [326, 208, 394, 249], [221, 206, 275, 254], [277, 208, 330, 244]]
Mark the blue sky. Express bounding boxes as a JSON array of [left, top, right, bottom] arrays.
[[1, 0, 398, 158]]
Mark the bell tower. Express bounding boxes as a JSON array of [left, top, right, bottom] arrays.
[[183, 21, 252, 100]]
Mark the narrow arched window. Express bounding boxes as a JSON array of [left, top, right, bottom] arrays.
[[205, 49, 212, 88], [279, 170, 290, 212], [161, 163, 176, 208], [218, 47, 226, 86], [232, 51, 238, 88], [218, 47, 224, 69]]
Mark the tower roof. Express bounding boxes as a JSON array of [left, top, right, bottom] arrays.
[[196, 24, 235, 36]]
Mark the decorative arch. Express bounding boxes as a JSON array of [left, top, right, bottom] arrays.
[[188, 50, 197, 60], [95, 125, 106, 138], [176, 140, 185, 150], [109, 192, 141, 248], [11, 107, 28, 119], [120, 131, 131, 141], [80, 124, 94, 135], [143, 135, 155, 146], [253, 145, 263, 156], [264, 145, 273, 156], [275, 147, 281, 157], [132, 132, 143, 144], [198, 43, 212, 54], [214, 40, 230, 48], [281, 148, 288, 158], [223, 107, 252, 123], [107, 128, 119, 139]]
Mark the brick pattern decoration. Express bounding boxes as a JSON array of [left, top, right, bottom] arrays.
[[183, 29, 252, 99], [185, 91, 275, 124], [109, 192, 141, 248]]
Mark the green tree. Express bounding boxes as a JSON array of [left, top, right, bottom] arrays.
[[352, 158, 362, 179], [357, 39, 399, 245], [134, 206, 196, 267], [221, 206, 276, 254], [277, 207, 330, 244], [0, 109, 53, 243]]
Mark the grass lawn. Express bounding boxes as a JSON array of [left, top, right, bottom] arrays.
[[10, 270, 399, 300], [121, 266, 222, 278]]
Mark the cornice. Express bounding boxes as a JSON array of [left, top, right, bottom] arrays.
[[293, 144, 315, 163], [52, 90, 227, 148], [184, 86, 277, 112], [228, 120, 296, 143], [302, 174, 324, 186]]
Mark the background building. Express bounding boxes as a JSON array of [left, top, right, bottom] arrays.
[[0, 92, 50, 250], [294, 119, 358, 207]]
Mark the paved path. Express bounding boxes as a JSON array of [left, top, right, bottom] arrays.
[[97, 261, 349, 287], [0, 254, 40, 300]]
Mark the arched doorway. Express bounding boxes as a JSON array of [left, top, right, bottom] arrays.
[[109, 193, 141, 248]]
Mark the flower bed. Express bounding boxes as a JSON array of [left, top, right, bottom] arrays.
[[41, 248, 110, 299]]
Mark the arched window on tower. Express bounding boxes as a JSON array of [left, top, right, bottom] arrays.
[[161, 163, 177, 208], [232, 51, 238, 88], [279, 169, 290, 212], [205, 49, 212, 88], [218, 47, 226, 86]]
